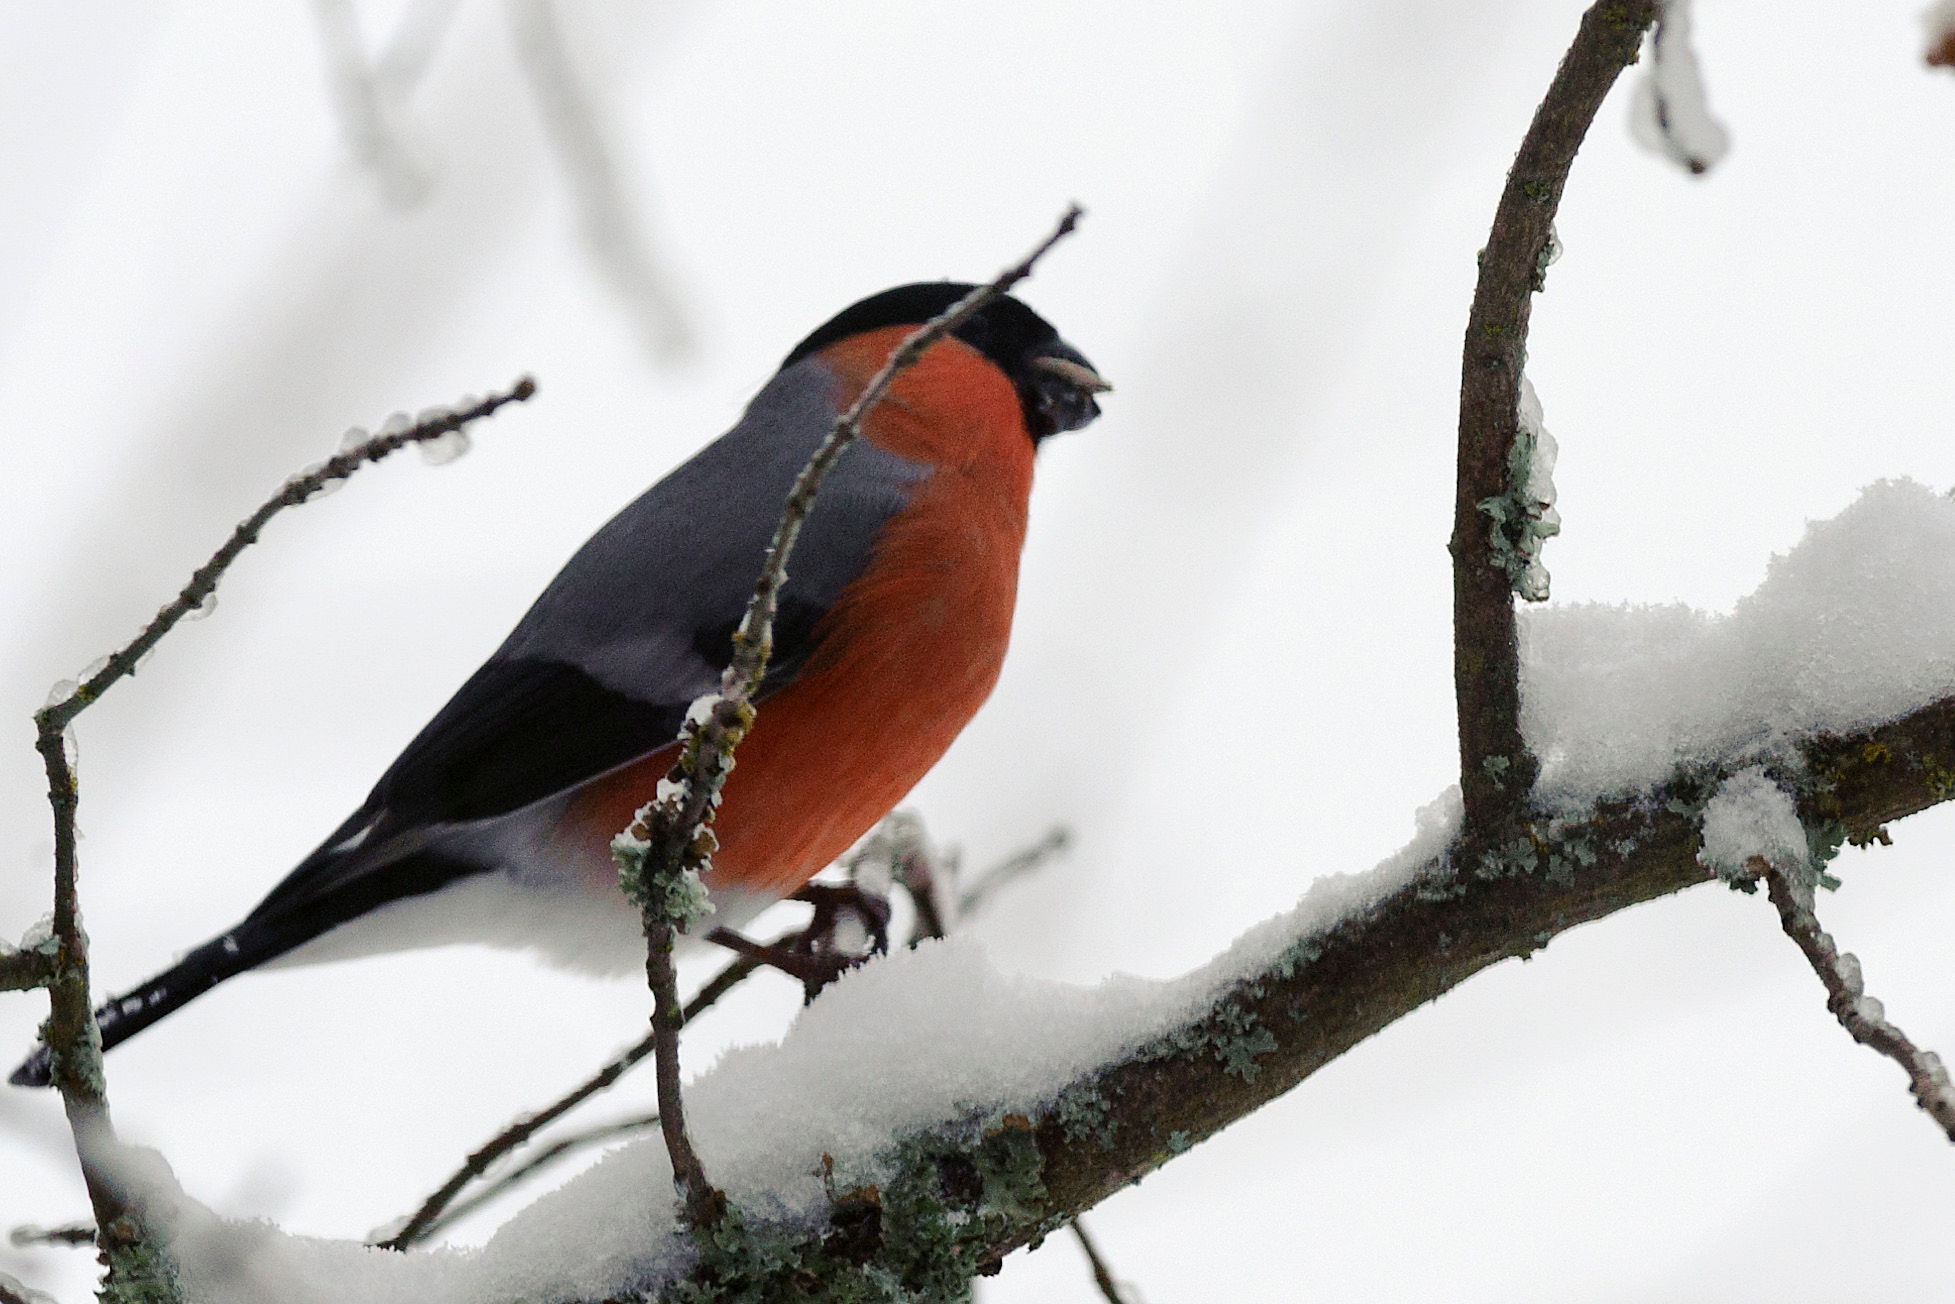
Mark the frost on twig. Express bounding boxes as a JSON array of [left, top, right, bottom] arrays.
[[1629, 0, 1732, 175]]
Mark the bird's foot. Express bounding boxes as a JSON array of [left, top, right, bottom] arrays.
[[705, 882, 891, 1003]]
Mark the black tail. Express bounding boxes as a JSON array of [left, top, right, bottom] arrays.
[[8, 920, 288, 1087], [9, 844, 483, 1088]]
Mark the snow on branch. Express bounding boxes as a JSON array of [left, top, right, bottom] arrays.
[[1453, 0, 1659, 835]]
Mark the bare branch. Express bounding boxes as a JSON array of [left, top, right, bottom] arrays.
[[1452, 1, 1658, 835], [9, 1223, 95, 1249], [1755, 858, 1955, 1142]]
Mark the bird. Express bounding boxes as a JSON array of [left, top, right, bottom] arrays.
[[10, 283, 1107, 1088]]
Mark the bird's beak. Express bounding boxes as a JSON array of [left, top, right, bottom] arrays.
[[1031, 354, 1113, 394]]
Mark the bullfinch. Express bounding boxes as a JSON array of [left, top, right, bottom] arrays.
[[10, 283, 1107, 1088]]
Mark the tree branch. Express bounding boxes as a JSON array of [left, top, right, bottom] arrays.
[[573, 690, 1955, 1301], [1452, 0, 1658, 835]]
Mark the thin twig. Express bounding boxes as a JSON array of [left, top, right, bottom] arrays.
[[1070, 1218, 1128, 1304], [1451, 1, 1657, 837], [37, 377, 536, 740], [1754, 858, 1955, 1142], [382, 943, 764, 1249], [28, 379, 536, 1289], [619, 208, 1083, 1232]]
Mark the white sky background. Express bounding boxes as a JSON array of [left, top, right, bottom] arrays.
[[4, 1, 1954, 1300]]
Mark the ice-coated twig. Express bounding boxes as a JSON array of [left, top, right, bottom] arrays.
[[1629, 0, 1731, 175], [24, 379, 535, 1292], [36, 378, 534, 740], [1451, 0, 1658, 836], [380, 942, 768, 1249], [1753, 858, 1955, 1142], [615, 207, 1082, 1231], [505, 0, 693, 362]]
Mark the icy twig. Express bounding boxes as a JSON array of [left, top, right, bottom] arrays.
[[1452, 0, 1657, 836], [616, 207, 1082, 1231], [380, 942, 768, 1249], [25, 379, 535, 1291], [37, 377, 536, 740], [505, 0, 693, 362], [1753, 858, 1955, 1142], [1628, 0, 1731, 175]]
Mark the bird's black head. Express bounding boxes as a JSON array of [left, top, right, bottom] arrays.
[[781, 282, 1110, 444]]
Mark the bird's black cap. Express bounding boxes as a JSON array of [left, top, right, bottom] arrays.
[[780, 282, 1107, 442]]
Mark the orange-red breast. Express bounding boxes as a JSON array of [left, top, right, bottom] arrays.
[[10, 283, 1108, 1087]]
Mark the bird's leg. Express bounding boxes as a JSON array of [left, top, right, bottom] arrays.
[[703, 882, 892, 1003]]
